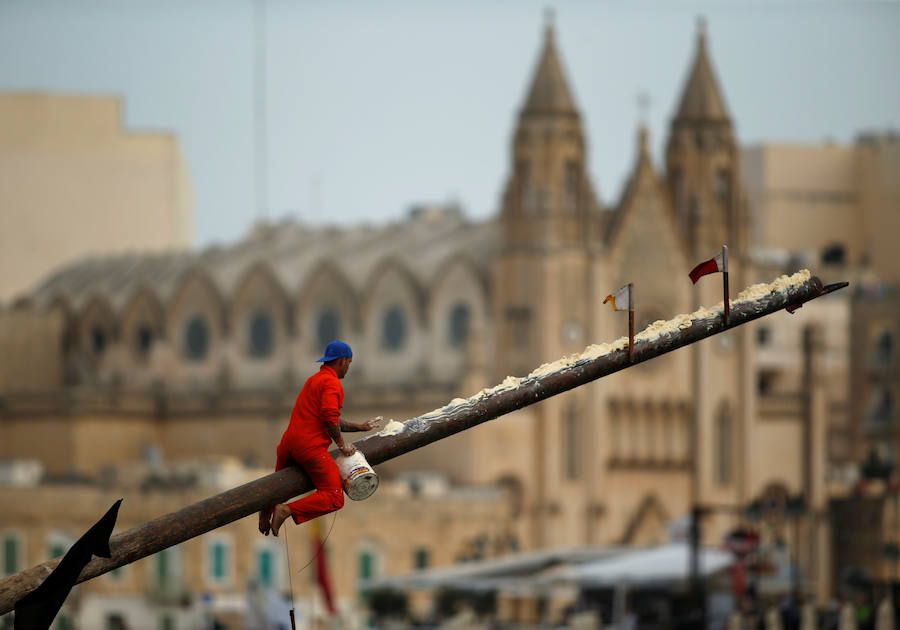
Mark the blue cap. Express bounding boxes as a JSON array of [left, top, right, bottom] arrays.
[[316, 340, 353, 362]]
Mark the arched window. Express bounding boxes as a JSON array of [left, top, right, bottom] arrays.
[[91, 327, 107, 354], [184, 316, 210, 361], [565, 161, 580, 212], [876, 330, 893, 366], [317, 309, 341, 350], [382, 306, 407, 351], [715, 169, 730, 201], [689, 196, 701, 226], [518, 160, 533, 212], [414, 547, 430, 570], [868, 388, 894, 426], [105, 614, 128, 630], [248, 311, 274, 358], [136, 325, 154, 357], [822, 243, 846, 265], [448, 303, 471, 349]]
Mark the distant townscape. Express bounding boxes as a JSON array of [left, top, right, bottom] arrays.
[[1, 15, 897, 630]]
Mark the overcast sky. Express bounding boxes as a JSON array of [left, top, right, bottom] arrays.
[[1, 1, 898, 247]]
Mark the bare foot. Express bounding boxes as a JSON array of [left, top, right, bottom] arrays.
[[270, 504, 292, 537], [258, 508, 273, 536]]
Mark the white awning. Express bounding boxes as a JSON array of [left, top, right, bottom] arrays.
[[562, 542, 733, 587]]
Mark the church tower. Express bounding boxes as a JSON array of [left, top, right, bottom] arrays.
[[495, 13, 601, 376], [491, 14, 602, 550], [665, 19, 745, 259], [667, 20, 750, 523], [499, 14, 600, 251]]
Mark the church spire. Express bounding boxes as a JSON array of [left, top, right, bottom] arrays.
[[521, 9, 577, 117], [665, 18, 742, 259], [499, 11, 597, 250], [674, 17, 730, 123]]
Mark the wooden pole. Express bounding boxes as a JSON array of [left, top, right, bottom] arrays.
[[723, 270, 730, 325], [628, 283, 635, 363], [0, 277, 847, 616]]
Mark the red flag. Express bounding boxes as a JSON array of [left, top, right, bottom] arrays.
[[310, 519, 336, 615], [689, 246, 728, 284]]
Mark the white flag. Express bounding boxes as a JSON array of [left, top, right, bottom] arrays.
[[603, 283, 633, 312]]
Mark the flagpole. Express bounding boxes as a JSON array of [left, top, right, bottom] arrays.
[[628, 283, 635, 363], [721, 245, 730, 325], [723, 271, 730, 325]]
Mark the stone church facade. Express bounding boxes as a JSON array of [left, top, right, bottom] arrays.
[[1, 17, 897, 620]]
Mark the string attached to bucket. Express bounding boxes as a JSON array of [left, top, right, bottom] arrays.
[[294, 510, 338, 576], [283, 528, 297, 630], [281, 511, 338, 630]]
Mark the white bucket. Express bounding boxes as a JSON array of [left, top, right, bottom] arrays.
[[337, 451, 378, 501]]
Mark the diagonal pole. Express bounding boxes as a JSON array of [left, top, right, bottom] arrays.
[[0, 276, 847, 616]]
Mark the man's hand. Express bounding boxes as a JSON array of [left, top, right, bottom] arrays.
[[340, 416, 383, 432], [358, 416, 383, 431], [339, 442, 356, 457]]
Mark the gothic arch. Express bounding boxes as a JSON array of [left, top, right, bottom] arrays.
[[295, 260, 361, 355], [45, 294, 78, 373], [428, 254, 491, 355], [230, 262, 292, 359], [359, 257, 427, 382], [296, 260, 360, 328], [77, 293, 119, 355], [121, 286, 165, 325], [120, 286, 167, 361], [429, 253, 490, 313], [620, 493, 670, 546], [495, 473, 525, 519], [46, 294, 75, 321], [166, 267, 228, 364], [361, 256, 426, 325], [232, 262, 291, 311], [167, 267, 228, 333]]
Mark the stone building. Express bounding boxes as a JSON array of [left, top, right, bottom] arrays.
[[1, 16, 898, 627], [0, 459, 511, 629], [0, 91, 193, 304], [741, 133, 900, 587]]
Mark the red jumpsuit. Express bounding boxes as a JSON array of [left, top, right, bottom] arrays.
[[276, 365, 345, 524]]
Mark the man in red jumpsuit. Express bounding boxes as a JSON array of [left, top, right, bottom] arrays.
[[259, 340, 380, 536]]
